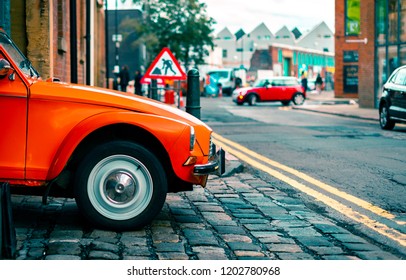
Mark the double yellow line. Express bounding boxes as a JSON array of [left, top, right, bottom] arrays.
[[213, 132, 406, 247]]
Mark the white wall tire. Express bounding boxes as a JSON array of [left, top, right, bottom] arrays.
[[74, 141, 167, 230]]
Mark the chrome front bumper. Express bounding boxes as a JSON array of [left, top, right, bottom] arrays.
[[193, 145, 225, 176]]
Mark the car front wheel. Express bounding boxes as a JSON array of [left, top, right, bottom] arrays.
[[292, 93, 305, 105], [248, 94, 258, 106], [379, 103, 395, 130], [74, 141, 167, 230]]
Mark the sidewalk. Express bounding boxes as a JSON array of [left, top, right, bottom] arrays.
[[294, 90, 379, 121]]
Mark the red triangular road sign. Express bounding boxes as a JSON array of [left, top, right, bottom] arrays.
[[142, 47, 186, 81]]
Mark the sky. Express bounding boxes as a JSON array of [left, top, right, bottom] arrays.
[[106, 0, 335, 35], [200, 0, 335, 34]]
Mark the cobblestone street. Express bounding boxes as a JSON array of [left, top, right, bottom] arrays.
[[11, 170, 402, 260]]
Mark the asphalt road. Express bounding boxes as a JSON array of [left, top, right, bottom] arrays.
[[201, 96, 406, 255]]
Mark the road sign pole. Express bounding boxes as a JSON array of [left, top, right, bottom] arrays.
[[186, 69, 201, 119], [151, 79, 158, 101]]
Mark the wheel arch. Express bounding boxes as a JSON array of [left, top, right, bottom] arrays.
[[248, 92, 260, 99], [47, 113, 190, 195], [247, 92, 260, 104], [379, 97, 389, 111]]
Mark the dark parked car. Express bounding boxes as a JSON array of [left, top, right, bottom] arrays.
[[379, 65, 406, 130], [232, 77, 305, 106]]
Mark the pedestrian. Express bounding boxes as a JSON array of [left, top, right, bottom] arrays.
[[315, 73, 323, 94], [134, 70, 143, 96], [119, 65, 130, 92], [300, 71, 308, 94], [112, 71, 119, 90], [234, 77, 242, 90]]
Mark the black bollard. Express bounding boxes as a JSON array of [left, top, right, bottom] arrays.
[[0, 182, 16, 259], [151, 79, 158, 101], [186, 68, 201, 119]]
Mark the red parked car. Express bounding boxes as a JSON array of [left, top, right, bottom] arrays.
[[232, 77, 306, 106]]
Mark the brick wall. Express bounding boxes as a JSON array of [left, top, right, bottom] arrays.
[[52, 0, 70, 82], [250, 49, 272, 71], [26, 0, 51, 78], [358, 0, 376, 107], [11, 0, 105, 86], [10, 0, 27, 54], [94, 2, 106, 87], [335, 0, 375, 108]]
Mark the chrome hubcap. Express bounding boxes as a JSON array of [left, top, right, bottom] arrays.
[[294, 94, 304, 105], [105, 171, 136, 205], [87, 155, 153, 220]]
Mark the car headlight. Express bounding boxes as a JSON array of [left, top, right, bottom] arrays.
[[190, 126, 195, 151], [209, 134, 215, 157]]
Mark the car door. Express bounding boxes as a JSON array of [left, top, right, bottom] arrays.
[[264, 79, 282, 101], [258, 79, 272, 101], [280, 79, 295, 100], [0, 52, 28, 179], [398, 69, 406, 120]]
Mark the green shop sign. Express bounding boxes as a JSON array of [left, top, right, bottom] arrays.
[[346, 0, 361, 36]]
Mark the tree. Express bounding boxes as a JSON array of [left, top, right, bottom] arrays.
[[120, 0, 215, 70]]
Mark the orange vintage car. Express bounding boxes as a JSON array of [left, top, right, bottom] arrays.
[[0, 31, 224, 230]]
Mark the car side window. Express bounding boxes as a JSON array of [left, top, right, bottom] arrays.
[[272, 80, 283, 87], [284, 79, 295, 86]]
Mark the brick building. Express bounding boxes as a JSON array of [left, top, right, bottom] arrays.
[[5, 0, 105, 87], [250, 44, 335, 87], [335, 0, 406, 108]]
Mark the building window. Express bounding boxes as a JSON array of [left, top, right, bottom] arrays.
[[377, 0, 387, 44], [222, 49, 228, 58], [401, 0, 406, 42], [388, 0, 399, 43], [388, 45, 399, 74], [345, 0, 361, 36]]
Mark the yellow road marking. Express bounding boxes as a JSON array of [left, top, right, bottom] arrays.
[[213, 132, 396, 221], [213, 133, 406, 247]]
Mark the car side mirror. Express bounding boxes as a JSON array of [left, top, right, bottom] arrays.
[[0, 59, 14, 80]]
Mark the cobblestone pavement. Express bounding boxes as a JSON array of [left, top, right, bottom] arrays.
[[11, 171, 402, 260]]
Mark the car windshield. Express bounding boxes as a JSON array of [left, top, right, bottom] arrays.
[[0, 32, 40, 79], [208, 71, 229, 79], [254, 79, 269, 87]]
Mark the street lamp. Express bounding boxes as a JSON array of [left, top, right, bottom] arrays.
[[112, 33, 122, 70], [114, 0, 119, 70]]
